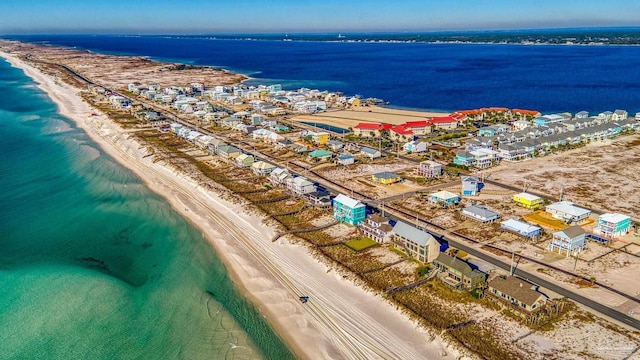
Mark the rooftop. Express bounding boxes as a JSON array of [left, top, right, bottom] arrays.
[[488, 276, 547, 307]]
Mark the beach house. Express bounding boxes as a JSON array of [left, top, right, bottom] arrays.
[[548, 225, 587, 257], [545, 201, 591, 224], [513, 192, 544, 210], [305, 190, 332, 209], [336, 153, 355, 166], [251, 161, 276, 176], [360, 147, 382, 160], [358, 214, 394, 244], [285, 176, 316, 196], [333, 194, 366, 226], [595, 213, 631, 238], [462, 205, 500, 223], [453, 150, 475, 167], [487, 276, 549, 315], [403, 140, 428, 153], [416, 160, 442, 178], [371, 171, 401, 185], [216, 145, 242, 161], [461, 176, 481, 196], [500, 219, 542, 239], [432, 253, 486, 291], [234, 153, 254, 168], [391, 221, 441, 263], [269, 168, 291, 186], [308, 149, 333, 162], [429, 190, 460, 206]]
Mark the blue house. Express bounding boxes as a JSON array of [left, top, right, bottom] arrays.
[[333, 194, 366, 225], [461, 176, 482, 196], [453, 150, 475, 167]]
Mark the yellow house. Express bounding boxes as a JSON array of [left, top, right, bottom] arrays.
[[311, 131, 330, 145], [513, 192, 544, 210], [372, 171, 401, 185]]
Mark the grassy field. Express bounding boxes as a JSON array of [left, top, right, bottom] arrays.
[[345, 237, 379, 252]]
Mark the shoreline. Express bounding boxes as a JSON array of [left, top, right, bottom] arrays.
[[0, 53, 463, 359]]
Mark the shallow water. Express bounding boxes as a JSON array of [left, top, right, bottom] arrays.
[[0, 59, 294, 359]]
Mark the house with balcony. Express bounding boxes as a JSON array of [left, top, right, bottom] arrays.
[[548, 225, 586, 257], [595, 213, 631, 238], [403, 120, 432, 135], [416, 160, 442, 178], [461, 176, 482, 196], [513, 192, 544, 210], [234, 153, 254, 168], [269, 167, 291, 186], [285, 176, 317, 196], [360, 147, 382, 160], [333, 194, 366, 225], [453, 150, 475, 167], [308, 149, 333, 162], [336, 153, 355, 166], [391, 221, 440, 263], [216, 145, 242, 161], [430, 116, 458, 130], [487, 276, 549, 315], [359, 214, 394, 244], [432, 253, 486, 291], [305, 190, 332, 209]]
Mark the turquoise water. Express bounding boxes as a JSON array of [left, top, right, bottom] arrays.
[[0, 59, 294, 359]]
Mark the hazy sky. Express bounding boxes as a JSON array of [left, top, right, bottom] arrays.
[[2, 0, 640, 34]]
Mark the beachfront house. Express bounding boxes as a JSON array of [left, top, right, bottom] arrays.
[[336, 153, 355, 166], [416, 160, 442, 178], [453, 150, 475, 167], [461, 176, 481, 196], [487, 276, 548, 314], [371, 171, 401, 185], [359, 214, 394, 244], [391, 221, 440, 263], [548, 225, 587, 257], [429, 190, 460, 206], [545, 201, 591, 224], [360, 147, 382, 160], [432, 253, 486, 291], [308, 149, 333, 162], [251, 161, 276, 176], [234, 154, 254, 168], [462, 205, 500, 223], [500, 219, 542, 239], [595, 213, 632, 238], [305, 190, 332, 209], [285, 176, 317, 196], [269, 168, 291, 187], [333, 194, 366, 226], [513, 192, 544, 210], [216, 145, 242, 161]]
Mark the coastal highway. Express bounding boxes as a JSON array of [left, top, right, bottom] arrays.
[[46, 58, 640, 331]]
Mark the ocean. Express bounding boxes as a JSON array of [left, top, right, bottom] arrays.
[[7, 34, 640, 115], [0, 58, 294, 359]]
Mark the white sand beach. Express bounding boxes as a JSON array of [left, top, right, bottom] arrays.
[[0, 53, 466, 359]]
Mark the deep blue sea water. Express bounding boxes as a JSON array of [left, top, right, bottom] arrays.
[[0, 58, 293, 359], [6, 34, 640, 114]]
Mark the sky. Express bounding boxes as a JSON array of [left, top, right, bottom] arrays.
[[2, 0, 640, 34]]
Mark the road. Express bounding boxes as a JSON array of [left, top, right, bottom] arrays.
[[50, 59, 640, 331]]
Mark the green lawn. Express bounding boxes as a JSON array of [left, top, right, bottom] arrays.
[[345, 237, 379, 252]]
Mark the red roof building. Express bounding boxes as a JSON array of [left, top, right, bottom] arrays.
[[402, 120, 433, 135], [353, 122, 388, 137], [429, 116, 458, 130]]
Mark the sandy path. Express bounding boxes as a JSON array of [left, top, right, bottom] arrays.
[[1, 53, 465, 360]]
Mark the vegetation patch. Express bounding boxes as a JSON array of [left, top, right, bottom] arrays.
[[345, 237, 379, 252]]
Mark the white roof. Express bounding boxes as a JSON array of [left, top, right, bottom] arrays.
[[334, 194, 364, 209], [501, 219, 541, 233], [599, 213, 631, 223], [431, 190, 459, 200], [546, 201, 591, 217], [514, 192, 542, 201], [292, 176, 313, 186], [251, 161, 275, 170]]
